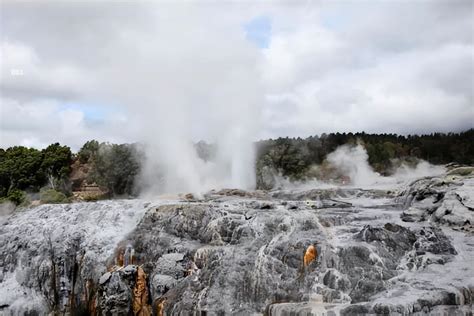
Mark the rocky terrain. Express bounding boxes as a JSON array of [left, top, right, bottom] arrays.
[[0, 170, 473, 315]]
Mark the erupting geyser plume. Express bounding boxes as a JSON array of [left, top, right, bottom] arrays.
[[139, 112, 259, 195], [85, 5, 263, 196]]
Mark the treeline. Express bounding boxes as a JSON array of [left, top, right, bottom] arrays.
[[0, 129, 472, 204], [0, 143, 72, 205], [255, 129, 474, 188], [0, 141, 141, 205]]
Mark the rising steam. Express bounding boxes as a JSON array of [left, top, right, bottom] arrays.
[[327, 144, 445, 187], [326, 144, 381, 187], [275, 144, 445, 190]]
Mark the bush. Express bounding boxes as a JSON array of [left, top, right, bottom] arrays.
[[40, 189, 69, 204], [82, 194, 101, 202], [89, 143, 141, 196], [4, 189, 27, 206]]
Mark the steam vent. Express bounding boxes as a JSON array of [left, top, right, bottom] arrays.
[[1, 172, 474, 315]]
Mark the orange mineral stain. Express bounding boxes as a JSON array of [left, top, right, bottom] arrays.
[[133, 266, 152, 316], [156, 298, 166, 316], [304, 245, 317, 267]]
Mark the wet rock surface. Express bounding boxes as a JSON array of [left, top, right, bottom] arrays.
[[401, 175, 474, 233], [0, 173, 473, 315]]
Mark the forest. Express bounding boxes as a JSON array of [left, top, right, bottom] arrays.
[[0, 129, 472, 205], [255, 129, 474, 188]]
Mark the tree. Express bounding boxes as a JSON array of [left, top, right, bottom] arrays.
[[41, 143, 72, 191], [89, 143, 141, 196], [77, 140, 99, 163], [0, 146, 45, 195]]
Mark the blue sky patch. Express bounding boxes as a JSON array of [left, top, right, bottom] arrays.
[[320, 10, 347, 31], [59, 102, 115, 123], [244, 15, 271, 48]]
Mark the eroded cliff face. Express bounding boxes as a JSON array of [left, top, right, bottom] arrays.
[[1, 172, 473, 315]]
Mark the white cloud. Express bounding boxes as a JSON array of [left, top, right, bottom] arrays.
[[260, 2, 473, 137], [0, 97, 134, 150], [0, 41, 92, 101]]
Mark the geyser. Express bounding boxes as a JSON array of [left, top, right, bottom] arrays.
[[86, 5, 263, 196]]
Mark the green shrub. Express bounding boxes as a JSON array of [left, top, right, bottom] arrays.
[[40, 189, 69, 204], [5, 189, 27, 206], [82, 194, 102, 202]]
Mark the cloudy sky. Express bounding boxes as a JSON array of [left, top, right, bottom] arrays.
[[1, 0, 473, 150]]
